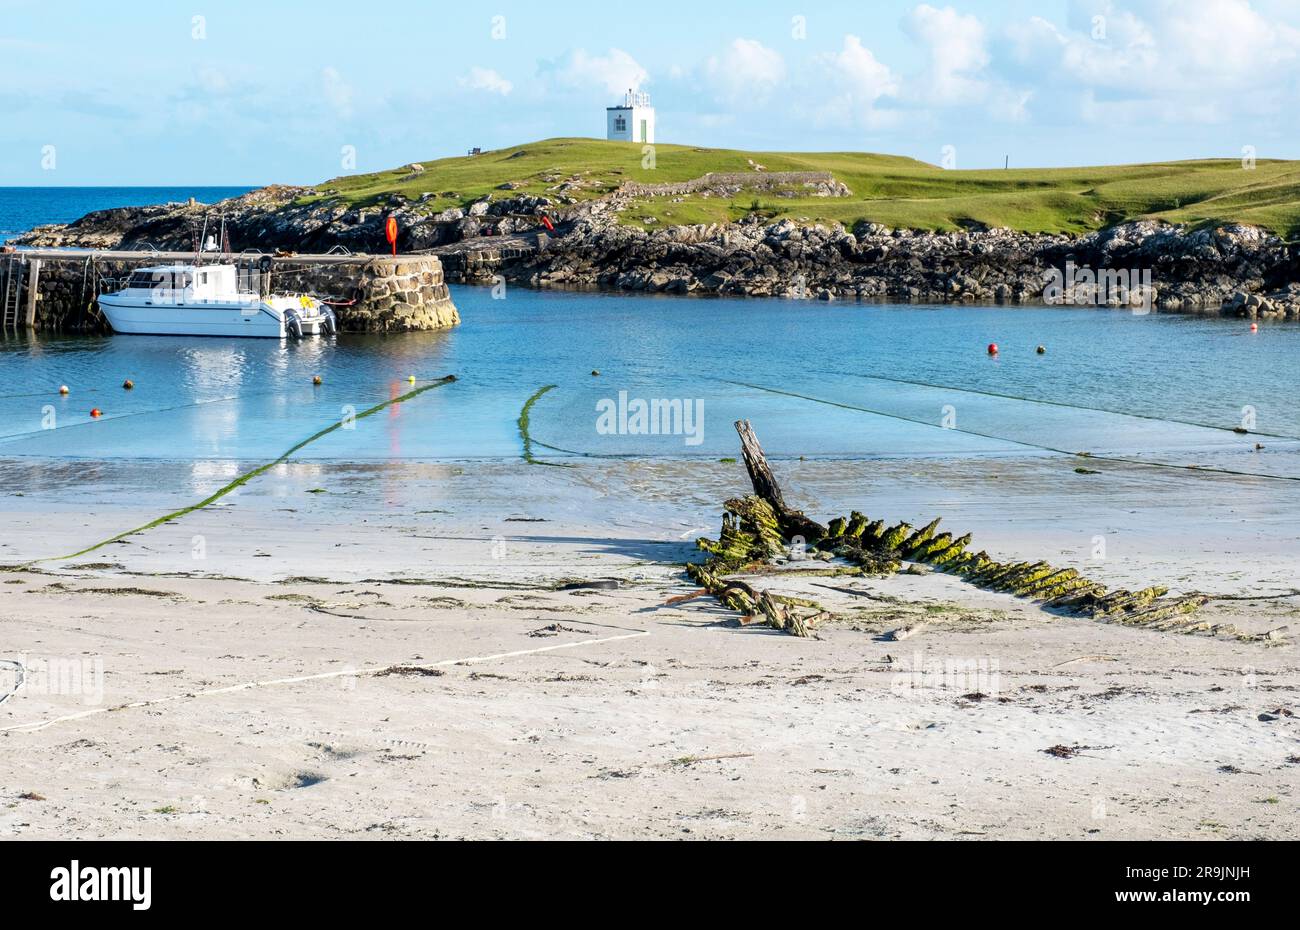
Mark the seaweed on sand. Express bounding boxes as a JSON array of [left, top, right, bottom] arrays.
[[518, 384, 570, 467], [46, 376, 458, 562]]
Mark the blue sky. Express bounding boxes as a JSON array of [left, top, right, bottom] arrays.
[[2, 0, 1299, 184]]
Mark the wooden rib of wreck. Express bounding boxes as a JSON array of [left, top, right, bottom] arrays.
[[687, 420, 1239, 639]]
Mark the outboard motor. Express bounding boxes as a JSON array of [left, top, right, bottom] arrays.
[[321, 305, 337, 335], [284, 307, 304, 340]]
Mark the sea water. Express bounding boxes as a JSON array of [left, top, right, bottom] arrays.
[[0, 187, 253, 243], [0, 287, 1297, 478]]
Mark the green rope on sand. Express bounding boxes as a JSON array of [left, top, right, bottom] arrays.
[[47, 375, 457, 562]]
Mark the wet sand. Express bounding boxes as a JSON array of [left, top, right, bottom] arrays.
[[1, 455, 1298, 838], [2, 453, 1297, 592]]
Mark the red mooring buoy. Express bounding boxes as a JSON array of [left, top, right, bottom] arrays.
[[987, 343, 999, 355], [1250, 322, 1259, 333], [90, 408, 102, 418]]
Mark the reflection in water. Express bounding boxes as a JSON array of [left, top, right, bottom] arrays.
[[181, 345, 245, 456], [189, 460, 241, 497], [271, 462, 325, 500], [179, 344, 246, 397]]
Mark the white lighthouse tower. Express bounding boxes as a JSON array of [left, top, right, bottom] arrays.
[[606, 89, 655, 144]]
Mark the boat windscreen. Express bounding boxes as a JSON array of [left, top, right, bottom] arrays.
[[128, 270, 193, 289]]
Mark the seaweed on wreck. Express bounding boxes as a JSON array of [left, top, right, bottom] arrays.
[[687, 420, 1220, 639]]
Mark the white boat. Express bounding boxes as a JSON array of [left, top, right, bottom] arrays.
[[98, 263, 336, 339]]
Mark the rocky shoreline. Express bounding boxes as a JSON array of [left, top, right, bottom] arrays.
[[482, 216, 1300, 319], [15, 184, 1300, 321]]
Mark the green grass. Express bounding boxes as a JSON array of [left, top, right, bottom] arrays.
[[307, 138, 1300, 237]]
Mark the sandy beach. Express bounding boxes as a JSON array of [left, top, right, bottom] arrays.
[[2, 456, 1297, 839]]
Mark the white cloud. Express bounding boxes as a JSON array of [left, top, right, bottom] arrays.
[[902, 4, 991, 105], [1153, 0, 1297, 76], [1000, 0, 1300, 125], [547, 48, 648, 97], [824, 35, 900, 102], [1006, 9, 1156, 89], [704, 39, 786, 103], [1017, 1, 1300, 90], [196, 66, 229, 95], [321, 67, 354, 119], [986, 86, 1033, 123], [814, 35, 900, 128], [461, 66, 512, 96]]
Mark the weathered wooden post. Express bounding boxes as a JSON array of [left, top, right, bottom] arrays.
[[734, 419, 826, 542], [24, 258, 40, 329]]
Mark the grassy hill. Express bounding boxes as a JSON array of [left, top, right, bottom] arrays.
[[308, 138, 1300, 237]]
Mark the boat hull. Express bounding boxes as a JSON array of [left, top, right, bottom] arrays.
[[98, 297, 325, 338]]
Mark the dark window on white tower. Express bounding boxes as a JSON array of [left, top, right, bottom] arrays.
[[615, 115, 626, 131]]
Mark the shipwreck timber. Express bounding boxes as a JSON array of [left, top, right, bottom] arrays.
[[686, 420, 1242, 639]]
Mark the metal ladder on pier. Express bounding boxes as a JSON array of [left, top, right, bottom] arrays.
[[2, 255, 23, 332]]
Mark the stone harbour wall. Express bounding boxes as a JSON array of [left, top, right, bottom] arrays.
[[618, 171, 849, 198], [1, 253, 458, 334], [266, 256, 459, 333]]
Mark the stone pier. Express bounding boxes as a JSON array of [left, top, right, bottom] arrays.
[[0, 250, 459, 334]]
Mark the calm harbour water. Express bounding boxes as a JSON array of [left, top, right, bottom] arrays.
[[0, 287, 1297, 476]]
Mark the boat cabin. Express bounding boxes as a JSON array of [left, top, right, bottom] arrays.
[[121, 264, 256, 306]]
